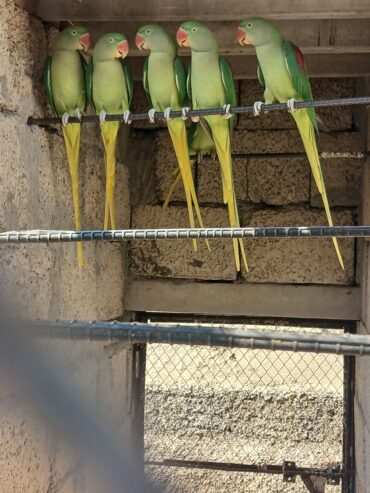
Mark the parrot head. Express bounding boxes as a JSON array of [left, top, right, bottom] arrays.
[[93, 33, 129, 61], [177, 21, 218, 52], [135, 25, 176, 54], [237, 17, 282, 47], [55, 26, 91, 52]]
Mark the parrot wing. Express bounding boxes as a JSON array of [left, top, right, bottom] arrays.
[[186, 64, 192, 102], [283, 40, 318, 132], [43, 56, 57, 116], [219, 56, 237, 130], [257, 61, 266, 90], [122, 62, 134, 106], [143, 56, 153, 106], [85, 61, 95, 112], [174, 57, 188, 107]]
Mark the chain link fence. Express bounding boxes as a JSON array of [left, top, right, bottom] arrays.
[[144, 325, 347, 492]]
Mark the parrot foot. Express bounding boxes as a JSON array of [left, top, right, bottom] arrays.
[[223, 104, 232, 119], [181, 107, 191, 120], [148, 108, 157, 123], [287, 98, 298, 112], [191, 115, 200, 122], [123, 110, 132, 124], [61, 112, 70, 126], [253, 101, 264, 116], [164, 107, 172, 122], [99, 110, 107, 124], [75, 108, 83, 120]]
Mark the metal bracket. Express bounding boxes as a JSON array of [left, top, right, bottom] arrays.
[[301, 475, 326, 493], [283, 461, 297, 483]]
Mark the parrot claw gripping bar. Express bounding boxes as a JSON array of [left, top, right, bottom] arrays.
[[287, 98, 298, 112], [122, 110, 132, 124], [223, 104, 232, 119], [148, 108, 157, 123], [74, 108, 83, 121], [181, 107, 191, 120], [253, 101, 264, 116], [163, 107, 172, 122], [61, 113, 70, 126], [99, 110, 107, 124]]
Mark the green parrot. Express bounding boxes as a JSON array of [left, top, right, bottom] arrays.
[[177, 21, 248, 272], [163, 121, 216, 207], [86, 33, 133, 230], [44, 25, 91, 268], [135, 24, 209, 252], [237, 17, 344, 270]]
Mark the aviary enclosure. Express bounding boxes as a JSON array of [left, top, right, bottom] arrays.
[[2, 1, 370, 492]]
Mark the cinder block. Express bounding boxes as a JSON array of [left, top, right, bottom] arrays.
[[232, 129, 363, 155], [241, 208, 355, 284], [198, 157, 248, 203], [238, 78, 355, 131], [311, 158, 363, 207], [131, 205, 237, 280], [248, 156, 310, 205]]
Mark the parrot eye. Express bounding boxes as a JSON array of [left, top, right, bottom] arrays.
[[71, 29, 77, 36], [191, 27, 197, 33], [146, 29, 151, 34], [247, 23, 252, 28], [109, 37, 114, 43]]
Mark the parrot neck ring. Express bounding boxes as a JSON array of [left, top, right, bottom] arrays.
[[79, 33, 91, 52], [117, 40, 129, 58], [237, 27, 252, 46], [176, 28, 190, 47]]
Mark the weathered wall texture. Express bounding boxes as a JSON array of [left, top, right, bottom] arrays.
[[0, 3, 135, 492], [129, 78, 362, 285], [0, 0, 128, 320]]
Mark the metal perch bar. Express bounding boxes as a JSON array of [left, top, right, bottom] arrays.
[[32, 320, 370, 356], [1, 226, 370, 244], [27, 96, 370, 126]]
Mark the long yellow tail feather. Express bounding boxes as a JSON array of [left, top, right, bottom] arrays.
[[167, 119, 210, 252], [100, 121, 120, 230], [292, 110, 344, 270], [62, 124, 84, 268], [211, 123, 248, 272]]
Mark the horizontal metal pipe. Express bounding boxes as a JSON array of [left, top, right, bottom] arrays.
[[27, 96, 370, 126], [31, 320, 370, 356], [146, 459, 343, 478], [1, 226, 370, 244]]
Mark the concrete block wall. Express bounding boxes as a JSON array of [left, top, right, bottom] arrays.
[[129, 78, 362, 285], [0, 3, 135, 492]]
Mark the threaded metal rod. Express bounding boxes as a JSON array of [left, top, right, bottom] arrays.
[[0, 226, 369, 244], [27, 96, 370, 126], [32, 320, 370, 356]]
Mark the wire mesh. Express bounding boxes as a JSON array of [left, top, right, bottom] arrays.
[[144, 326, 344, 492]]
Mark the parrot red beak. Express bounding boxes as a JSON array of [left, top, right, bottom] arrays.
[[176, 27, 189, 47], [237, 27, 252, 46], [135, 32, 146, 50], [117, 39, 129, 58], [79, 32, 91, 51]]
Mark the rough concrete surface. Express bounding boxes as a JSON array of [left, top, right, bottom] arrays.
[[247, 156, 310, 205], [310, 157, 363, 207], [238, 78, 356, 131], [131, 205, 237, 281], [0, 340, 135, 493], [0, 1, 127, 320], [145, 342, 343, 492], [242, 208, 355, 284]]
